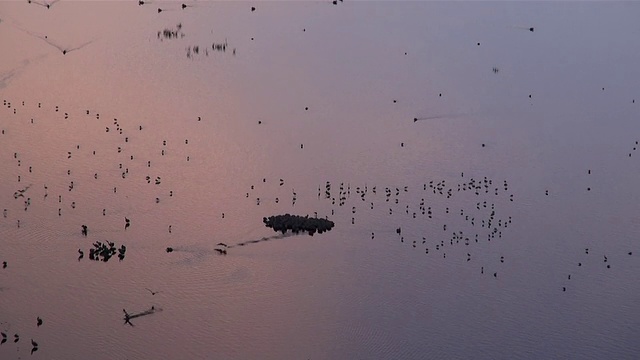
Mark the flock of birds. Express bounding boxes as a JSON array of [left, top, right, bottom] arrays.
[[0, 97, 192, 225], [0, 1, 638, 359], [156, 23, 236, 59], [0, 91, 192, 350], [0, 316, 41, 355], [157, 23, 184, 41], [185, 40, 235, 59], [244, 175, 517, 279], [3, 102, 635, 356], [239, 167, 637, 291]]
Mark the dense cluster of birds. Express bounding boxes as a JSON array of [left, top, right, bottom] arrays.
[[79, 240, 127, 262], [157, 23, 185, 41], [263, 214, 335, 236], [247, 175, 516, 277]]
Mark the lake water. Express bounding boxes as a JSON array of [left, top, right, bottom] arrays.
[[1, 1, 639, 359]]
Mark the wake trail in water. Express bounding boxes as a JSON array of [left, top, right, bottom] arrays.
[[413, 113, 468, 122], [168, 232, 301, 264], [228, 232, 298, 248]]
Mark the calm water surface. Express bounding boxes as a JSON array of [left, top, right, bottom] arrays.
[[0, 1, 639, 359]]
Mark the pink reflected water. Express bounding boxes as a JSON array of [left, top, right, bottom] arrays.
[[1, 1, 639, 359]]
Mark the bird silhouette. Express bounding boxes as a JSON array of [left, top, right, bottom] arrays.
[[10, 22, 94, 55], [31, 339, 39, 354], [37, 316, 43, 326], [145, 288, 160, 295], [28, 0, 60, 9]]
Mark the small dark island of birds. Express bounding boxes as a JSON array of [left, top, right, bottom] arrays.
[[263, 214, 334, 236]]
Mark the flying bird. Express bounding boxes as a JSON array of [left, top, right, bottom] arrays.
[[10, 22, 94, 55], [145, 288, 161, 295], [28, 0, 60, 9]]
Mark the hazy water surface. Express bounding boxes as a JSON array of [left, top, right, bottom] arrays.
[[1, 1, 639, 359]]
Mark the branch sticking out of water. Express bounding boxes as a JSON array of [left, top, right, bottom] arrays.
[[123, 306, 161, 326]]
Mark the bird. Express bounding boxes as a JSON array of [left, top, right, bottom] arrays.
[[11, 24, 93, 55], [28, 0, 59, 9], [37, 316, 43, 326], [31, 339, 39, 354], [145, 288, 161, 295]]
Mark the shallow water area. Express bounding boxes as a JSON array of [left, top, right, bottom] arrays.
[[1, 1, 639, 359]]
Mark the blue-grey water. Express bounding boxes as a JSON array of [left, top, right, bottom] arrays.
[[0, 1, 639, 359]]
